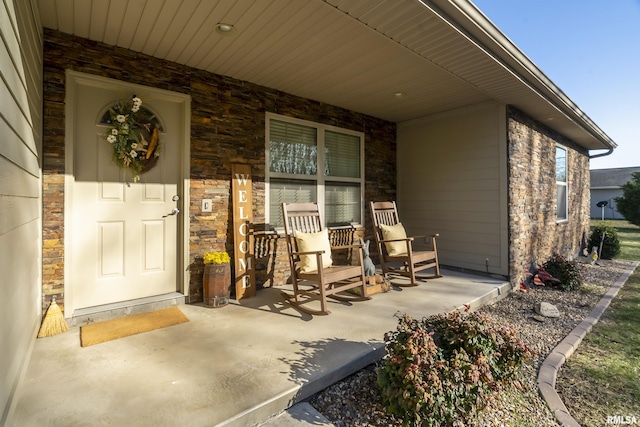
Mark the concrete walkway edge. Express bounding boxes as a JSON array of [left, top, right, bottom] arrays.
[[537, 261, 639, 427]]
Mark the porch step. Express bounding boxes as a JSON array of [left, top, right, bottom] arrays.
[[462, 280, 511, 311], [68, 292, 186, 327]]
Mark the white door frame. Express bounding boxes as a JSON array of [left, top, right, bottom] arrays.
[[64, 70, 191, 316]]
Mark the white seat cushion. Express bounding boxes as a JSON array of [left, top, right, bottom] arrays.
[[296, 229, 333, 273], [380, 222, 408, 256]]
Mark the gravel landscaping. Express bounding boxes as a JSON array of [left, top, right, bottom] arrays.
[[308, 259, 635, 426]]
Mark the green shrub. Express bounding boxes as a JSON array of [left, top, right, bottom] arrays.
[[615, 171, 640, 227], [588, 223, 621, 259], [542, 253, 582, 291], [377, 311, 533, 427]]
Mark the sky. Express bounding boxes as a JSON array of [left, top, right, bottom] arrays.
[[470, 0, 640, 170]]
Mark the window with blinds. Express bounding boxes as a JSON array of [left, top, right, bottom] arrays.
[[269, 120, 317, 175], [325, 130, 360, 178], [268, 178, 317, 229], [267, 114, 364, 227], [556, 146, 568, 221], [325, 182, 361, 225]]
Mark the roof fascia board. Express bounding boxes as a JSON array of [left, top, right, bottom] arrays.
[[421, 0, 616, 150]]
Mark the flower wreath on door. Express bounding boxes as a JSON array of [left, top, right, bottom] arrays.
[[102, 95, 161, 182]]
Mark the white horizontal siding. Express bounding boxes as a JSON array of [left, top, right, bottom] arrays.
[[0, 155, 39, 197], [397, 102, 508, 276], [590, 189, 624, 220], [1, 0, 42, 423]]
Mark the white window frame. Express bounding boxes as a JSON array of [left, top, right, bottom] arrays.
[[556, 145, 568, 222], [265, 112, 365, 229]]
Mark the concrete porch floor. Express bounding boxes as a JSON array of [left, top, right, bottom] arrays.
[[8, 269, 511, 427]]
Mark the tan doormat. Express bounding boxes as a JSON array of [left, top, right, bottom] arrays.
[[80, 306, 188, 347]]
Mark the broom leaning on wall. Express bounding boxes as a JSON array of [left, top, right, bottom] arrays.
[[38, 296, 69, 338]]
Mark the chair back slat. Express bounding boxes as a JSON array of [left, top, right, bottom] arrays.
[[282, 203, 323, 261], [371, 201, 399, 229], [283, 203, 323, 236]]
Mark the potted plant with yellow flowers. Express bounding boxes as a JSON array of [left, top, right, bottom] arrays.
[[202, 251, 232, 308]]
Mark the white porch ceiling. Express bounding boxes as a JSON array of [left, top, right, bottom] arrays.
[[37, 0, 616, 151]]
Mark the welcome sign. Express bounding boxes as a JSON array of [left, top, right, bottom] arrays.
[[232, 164, 256, 299]]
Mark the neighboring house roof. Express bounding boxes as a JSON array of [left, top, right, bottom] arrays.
[[591, 167, 640, 189], [37, 0, 616, 152]]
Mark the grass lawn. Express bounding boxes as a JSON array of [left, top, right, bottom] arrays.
[[591, 219, 640, 260], [557, 220, 640, 426]]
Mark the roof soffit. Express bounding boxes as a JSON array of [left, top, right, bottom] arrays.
[[37, 0, 615, 150]]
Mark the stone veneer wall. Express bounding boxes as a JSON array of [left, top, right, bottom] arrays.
[[42, 29, 396, 307], [507, 106, 590, 286]]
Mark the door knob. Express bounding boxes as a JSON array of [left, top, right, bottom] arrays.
[[163, 208, 180, 218]]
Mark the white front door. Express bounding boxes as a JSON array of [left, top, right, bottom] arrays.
[[67, 75, 187, 311]]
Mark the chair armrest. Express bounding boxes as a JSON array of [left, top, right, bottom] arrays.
[[380, 237, 414, 243], [409, 234, 439, 242], [331, 244, 362, 251], [291, 249, 326, 256]]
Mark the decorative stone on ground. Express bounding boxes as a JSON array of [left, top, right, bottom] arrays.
[[535, 301, 560, 318]]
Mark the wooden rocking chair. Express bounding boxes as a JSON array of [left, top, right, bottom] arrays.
[[370, 201, 441, 285], [281, 202, 370, 315]]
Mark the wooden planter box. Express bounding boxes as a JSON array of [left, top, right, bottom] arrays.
[[348, 274, 390, 297]]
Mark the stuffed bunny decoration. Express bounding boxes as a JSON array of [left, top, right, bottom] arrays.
[[360, 238, 376, 277]]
